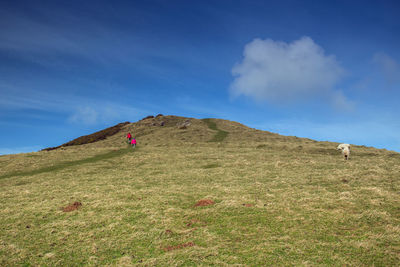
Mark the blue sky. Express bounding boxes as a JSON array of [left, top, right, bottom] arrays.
[[1, 0, 399, 154]]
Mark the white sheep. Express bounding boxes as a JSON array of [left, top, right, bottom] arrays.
[[337, 144, 351, 160]]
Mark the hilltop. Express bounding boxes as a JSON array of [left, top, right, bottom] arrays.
[[37, 114, 398, 156], [0, 115, 399, 266], [42, 115, 279, 151]]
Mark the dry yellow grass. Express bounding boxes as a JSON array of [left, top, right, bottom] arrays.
[[0, 116, 399, 266]]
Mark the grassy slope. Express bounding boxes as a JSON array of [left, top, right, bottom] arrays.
[[0, 116, 399, 266]]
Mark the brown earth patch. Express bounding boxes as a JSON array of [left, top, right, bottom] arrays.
[[62, 202, 82, 212], [194, 199, 214, 207], [242, 203, 254, 207], [162, 242, 195, 252], [165, 229, 173, 234]]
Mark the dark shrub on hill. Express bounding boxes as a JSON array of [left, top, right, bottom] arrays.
[[42, 122, 130, 151], [141, 115, 154, 120]]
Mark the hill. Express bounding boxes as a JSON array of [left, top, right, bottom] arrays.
[[0, 115, 399, 266]]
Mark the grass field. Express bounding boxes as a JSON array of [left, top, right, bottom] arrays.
[[0, 116, 399, 266]]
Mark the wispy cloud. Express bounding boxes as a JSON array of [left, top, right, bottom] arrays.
[[67, 104, 146, 126], [230, 37, 352, 109], [68, 106, 98, 125], [0, 4, 203, 75], [373, 52, 400, 84], [331, 90, 355, 112], [0, 82, 148, 126], [0, 4, 154, 70]]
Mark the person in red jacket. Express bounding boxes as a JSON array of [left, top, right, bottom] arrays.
[[126, 132, 132, 143]]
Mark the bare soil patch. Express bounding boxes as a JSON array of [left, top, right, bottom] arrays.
[[242, 203, 254, 207], [194, 199, 214, 207], [162, 242, 195, 252], [62, 202, 82, 212]]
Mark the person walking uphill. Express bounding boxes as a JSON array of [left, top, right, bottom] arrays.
[[126, 132, 132, 144], [131, 137, 137, 149]]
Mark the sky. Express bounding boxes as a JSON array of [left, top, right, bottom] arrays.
[[1, 0, 400, 154]]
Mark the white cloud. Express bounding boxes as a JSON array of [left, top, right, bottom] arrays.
[[230, 36, 350, 108], [373, 52, 400, 84], [68, 106, 98, 125]]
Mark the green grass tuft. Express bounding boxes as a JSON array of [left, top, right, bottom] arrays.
[[202, 118, 229, 142], [0, 147, 134, 179], [202, 163, 220, 169]]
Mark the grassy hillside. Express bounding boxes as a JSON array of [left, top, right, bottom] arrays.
[[0, 115, 399, 266]]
